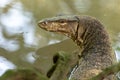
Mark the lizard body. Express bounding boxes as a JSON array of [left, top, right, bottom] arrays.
[[38, 15, 116, 80]]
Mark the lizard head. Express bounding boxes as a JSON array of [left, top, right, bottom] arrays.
[[38, 15, 79, 38]]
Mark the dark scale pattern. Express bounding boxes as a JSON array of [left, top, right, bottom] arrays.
[[71, 16, 116, 80]]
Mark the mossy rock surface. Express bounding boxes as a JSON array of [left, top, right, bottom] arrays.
[[0, 68, 49, 80]]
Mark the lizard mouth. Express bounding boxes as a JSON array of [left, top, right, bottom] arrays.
[[38, 21, 50, 31], [38, 21, 47, 28]]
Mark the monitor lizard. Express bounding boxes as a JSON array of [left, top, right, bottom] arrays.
[[38, 15, 116, 80]]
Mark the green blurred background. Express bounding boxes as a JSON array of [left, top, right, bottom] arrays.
[[0, 0, 120, 76]]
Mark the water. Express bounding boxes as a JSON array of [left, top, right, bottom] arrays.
[[0, 0, 120, 76]]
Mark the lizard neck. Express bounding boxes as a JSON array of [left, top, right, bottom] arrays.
[[82, 26, 112, 58], [74, 17, 115, 64], [69, 16, 116, 80]]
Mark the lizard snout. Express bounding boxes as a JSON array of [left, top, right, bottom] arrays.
[[39, 21, 48, 26]]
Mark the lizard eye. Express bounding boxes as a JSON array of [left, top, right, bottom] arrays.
[[59, 20, 65, 23]]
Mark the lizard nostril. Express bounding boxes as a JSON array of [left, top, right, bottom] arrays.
[[41, 21, 48, 25]]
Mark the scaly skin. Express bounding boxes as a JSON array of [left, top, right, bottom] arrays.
[[38, 15, 116, 80]]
